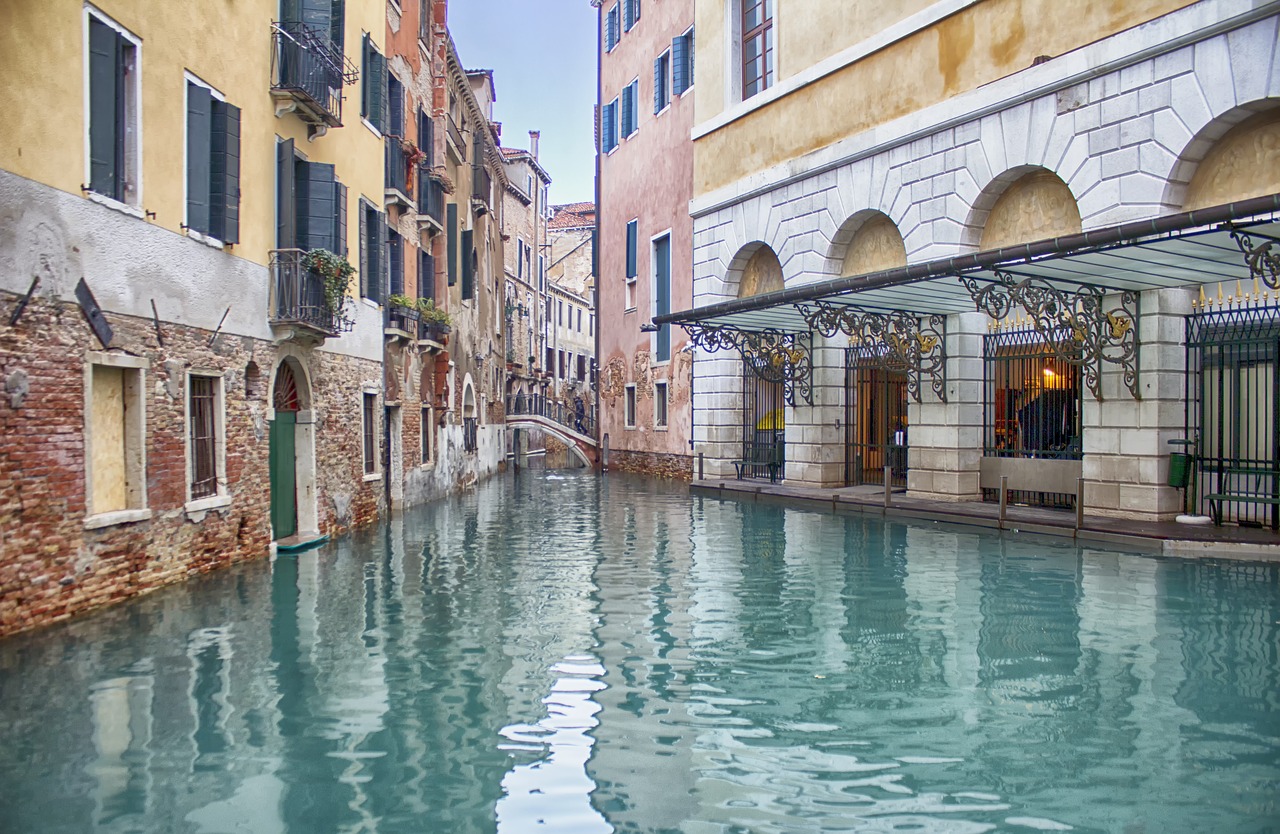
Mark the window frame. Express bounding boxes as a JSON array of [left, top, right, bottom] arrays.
[[185, 371, 230, 513], [421, 405, 434, 466], [605, 4, 620, 51], [674, 27, 695, 97], [654, 380, 669, 429], [84, 351, 150, 529], [650, 229, 673, 364], [362, 391, 381, 478], [183, 72, 234, 247], [741, 0, 775, 101], [624, 384, 637, 429], [83, 4, 143, 213], [654, 49, 671, 115]]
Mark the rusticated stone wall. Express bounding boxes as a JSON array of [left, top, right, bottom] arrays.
[[608, 449, 694, 481]]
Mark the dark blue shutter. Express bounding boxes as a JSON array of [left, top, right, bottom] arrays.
[[460, 229, 474, 300], [359, 201, 369, 295], [446, 203, 458, 286], [376, 51, 389, 134], [361, 34, 371, 119], [419, 251, 434, 301], [622, 0, 632, 31], [419, 109, 434, 165], [333, 181, 347, 257], [388, 74, 403, 137], [300, 0, 331, 31], [625, 220, 637, 278], [673, 34, 689, 95], [655, 235, 671, 361], [620, 85, 632, 137], [654, 56, 663, 114], [364, 207, 383, 302], [88, 18, 122, 200], [210, 100, 241, 243], [276, 138, 296, 249], [605, 7, 618, 50], [329, 0, 346, 52], [186, 83, 212, 235], [388, 231, 403, 297], [296, 160, 336, 252]]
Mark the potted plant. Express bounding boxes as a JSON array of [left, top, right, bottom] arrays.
[[301, 248, 354, 320], [417, 298, 451, 339]]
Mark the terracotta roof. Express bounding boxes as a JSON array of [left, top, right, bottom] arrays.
[[500, 147, 527, 159], [549, 202, 596, 230]]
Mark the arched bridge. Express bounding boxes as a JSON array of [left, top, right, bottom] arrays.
[[505, 396, 599, 467]]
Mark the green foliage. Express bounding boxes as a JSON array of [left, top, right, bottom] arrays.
[[301, 249, 354, 317]]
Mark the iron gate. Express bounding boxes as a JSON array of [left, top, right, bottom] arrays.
[[1186, 304, 1279, 529], [982, 327, 1082, 508], [742, 360, 785, 481], [844, 348, 908, 488]]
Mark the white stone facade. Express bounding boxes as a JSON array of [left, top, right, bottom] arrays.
[[689, 3, 1280, 522]]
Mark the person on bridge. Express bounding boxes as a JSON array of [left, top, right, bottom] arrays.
[[574, 396, 586, 434]]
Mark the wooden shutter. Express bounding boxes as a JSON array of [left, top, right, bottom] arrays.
[[419, 251, 434, 301], [329, 0, 345, 52], [622, 0, 632, 30], [88, 18, 122, 200], [375, 51, 389, 134], [625, 219, 637, 278], [605, 7, 618, 50], [460, 229, 474, 300], [276, 138, 296, 249], [653, 56, 662, 114], [186, 83, 212, 235], [364, 207, 384, 302], [299, 0, 331, 33], [672, 34, 688, 95], [620, 84, 632, 137], [296, 160, 336, 252], [333, 181, 348, 257], [388, 75, 403, 137], [446, 203, 458, 286], [361, 34, 371, 119], [388, 230, 403, 296], [210, 100, 241, 243], [655, 235, 671, 361], [359, 201, 369, 296]]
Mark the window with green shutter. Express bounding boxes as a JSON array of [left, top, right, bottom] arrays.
[[626, 219, 638, 279], [362, 34, 387, 132], [460, 228, 474, 300], [446, 203, 458, 286], [296, 160, 337, 252], [605, 5, 619, 51], [388, 228, 403, 297], [187, 80, 242, 243], [654, 51, 670, 114], [186, 84, 212, 235], [673, 28, 694, 96], [388, 73, 404, 137], [87, 15, 138, 205], [360, 202, 384, 302]]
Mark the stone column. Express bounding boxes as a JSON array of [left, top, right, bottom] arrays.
[[907, 311, 985, 501], [783, 337, 846, 487], [1082, 287, 1191, 522]]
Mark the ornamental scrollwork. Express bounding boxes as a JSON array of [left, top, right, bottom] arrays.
[[685, 324, 813, 406], [964, 270, 1140, 400], [796, 302, 947, 402], [1230, 229, 1280, 290]]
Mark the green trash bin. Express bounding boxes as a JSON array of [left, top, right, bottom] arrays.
[[1168, 451, 1192, 488]]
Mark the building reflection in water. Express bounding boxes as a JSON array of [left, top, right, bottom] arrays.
[[0, 474, 1276, 832]]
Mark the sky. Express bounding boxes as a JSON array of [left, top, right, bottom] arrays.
[[448, 1, 599, 206]]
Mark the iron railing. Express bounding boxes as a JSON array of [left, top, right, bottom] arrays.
[[270, 21, 354, 127], [447, 115, 465, 153], [385, 137, 409, 197], [845, 347, 908, 488], [269, 249, 353, 336], [472, 166, 491, 207], [742, 359, 786, 481], [418, 174, 445, 226], [507, 393, 596, 439]]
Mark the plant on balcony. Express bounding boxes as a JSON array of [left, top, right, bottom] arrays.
[[402, 141, 427, 189], [301, 248, 354, 317], [417, 298, 451, 328], [387, 293, 418, 312]]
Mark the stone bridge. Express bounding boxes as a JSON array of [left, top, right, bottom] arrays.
[[505, 396, 598, 468]]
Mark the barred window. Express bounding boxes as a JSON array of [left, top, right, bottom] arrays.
[[363, 392, 378, 475], [189, 376, 219, 499]]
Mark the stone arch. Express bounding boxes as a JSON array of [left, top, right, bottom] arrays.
[[1166, 101, 1280, 211], [827, 210, 907, 277], [461, 375, 477, 418], [725, 242, 785, 299], [267, 351, 318, 542], [269, 354, 313, 414], [965, 166, 1082, 250]]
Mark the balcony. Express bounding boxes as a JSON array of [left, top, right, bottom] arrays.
[[417, 174, 445, 233], [269, 249, 354, 340], [385, 137, 412, 209], [270, 21, 357, 131], [471, 166, 492, 215], [447, 115, 465, 156]]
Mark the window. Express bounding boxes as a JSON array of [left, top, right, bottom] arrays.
[[362, 392, 378, 475], [419, 0, 430, 42], [86, 10, 141, 206], [85, 353, 148, 526], [275, 138, 347, 254], [361, 33, 388, 133], [387, 72, 404, 137], [559, 350, 567, 379], [605, 4, 619, 51], [185, 77, 241, 243], [419, 249, 434, 301], [558, 299, 564, 327], [358, 199, 385, 302], [624, 384, 637, 428], [577, 354, 587, 381], [623, 0, 640, 32], [742, 0, 774, 99], [601, 98, 619, 153], [446, 202, 458, 286], [625, 219, 638, 310], [589, 313, 594, 336], [620, 80, 639, 139], [517, 238, 525, 279], [653, 50, 671, 114], [538, 254, 545, 291], [460, 228, 475, 300], [653, 233, 671, 362], [577, 308, 583, 332], [654, 381, 668, 428], [421, 406, 433, 464], [388, 227, 403, 297], [187, 374, 225, 503], [673, 28, 695, 96], [463, 416, 478, 453]]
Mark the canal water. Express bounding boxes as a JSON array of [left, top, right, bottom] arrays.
[[1, 472, 1278, 833]]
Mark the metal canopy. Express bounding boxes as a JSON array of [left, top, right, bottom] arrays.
[[656, 195, 1280, 331]]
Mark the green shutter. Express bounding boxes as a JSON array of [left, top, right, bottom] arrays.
[[276, 138, 296, 249], [626, 219, 637, 278], [672, 34, 688, 95], [361, 33, 371, 119], [329, 0, 346, 52], [296, 160, 336, 252], [364, 206, 384, 302], [333, 182, 348, 257], [88, 18, 122, 200], [389, 231, 403, 297], [186, 83, 212, 235], [210, 100, 241, 243], [460, 229, 474, 300], [446, 202, 458, 286], [359, 201, 369, 296], [388, 74, 403, 137]]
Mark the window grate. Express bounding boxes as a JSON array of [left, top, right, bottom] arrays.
[[190, 376, 218, 499]]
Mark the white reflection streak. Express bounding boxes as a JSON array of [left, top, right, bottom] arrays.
[[496, 657, 613, 834]]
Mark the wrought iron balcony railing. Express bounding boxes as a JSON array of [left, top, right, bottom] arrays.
[[447, 115, 465, 154], [472, 166, 492, 207], [418, 174, 445, 228], [385, 137, 410, 203], [270, 21, 356, 128], [269, 249, 354, 337]]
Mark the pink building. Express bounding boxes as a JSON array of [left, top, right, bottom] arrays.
[[594, 0, 695, 478]]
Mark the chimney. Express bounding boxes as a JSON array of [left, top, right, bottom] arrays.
[[529, 130, 541, 160]]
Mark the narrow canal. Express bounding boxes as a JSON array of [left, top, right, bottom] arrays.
[[1, 472, 1278, 833]]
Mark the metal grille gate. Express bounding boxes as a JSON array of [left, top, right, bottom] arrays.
[[982, 327, 1083, 509], [844, 348, 908, 488], [1186, 304, 1280, 529], [742, 360, 785, 481]]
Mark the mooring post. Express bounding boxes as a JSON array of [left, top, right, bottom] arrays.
[[884, 466, 892, 508], [1075, 477, 1085, 531], [999, 475, 1009, 529], [698, 452, 704, 481]]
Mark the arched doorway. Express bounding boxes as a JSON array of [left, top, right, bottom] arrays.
[[269, 357, 316, 541], [736, 246, 786, 480]]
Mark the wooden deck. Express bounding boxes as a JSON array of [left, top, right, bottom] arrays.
[[691, 478, 1280, 561]]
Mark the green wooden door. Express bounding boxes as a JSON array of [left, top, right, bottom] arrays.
[[270, 411, 297, 539]]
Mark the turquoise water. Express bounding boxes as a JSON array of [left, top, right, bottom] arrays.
[[1, 472, 1278, 833]]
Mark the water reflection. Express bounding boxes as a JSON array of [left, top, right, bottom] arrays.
[[0, 472, 1277, 832]]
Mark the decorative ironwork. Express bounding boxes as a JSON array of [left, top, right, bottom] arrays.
[[686, 324, 813, 405], [798, 301, 947, 403], [962, 270, 1140, 400], [1230, 229, 1280, 290]]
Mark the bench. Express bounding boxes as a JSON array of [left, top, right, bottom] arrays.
[[731, 443, 782, 483], [1203, 467, 1280, 526]]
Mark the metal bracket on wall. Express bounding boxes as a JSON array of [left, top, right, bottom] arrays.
[[1229, 227, 1280, 290], [961, 269, 1140, 400], [8, 276, 40, 327], [75, 278, 114, 349], [798, 301, 948, 403], [684, 324, 813, 406]]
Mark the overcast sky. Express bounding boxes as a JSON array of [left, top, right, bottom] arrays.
[[448, 1, 598, 206]]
